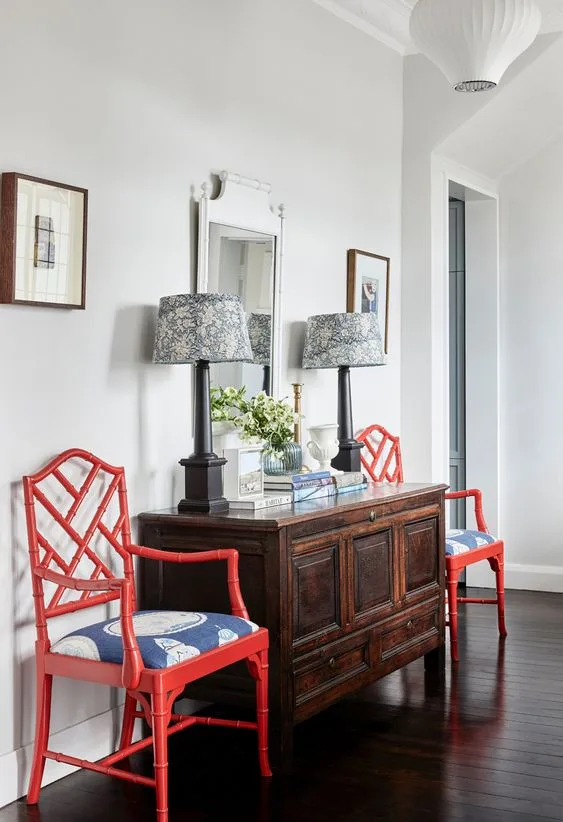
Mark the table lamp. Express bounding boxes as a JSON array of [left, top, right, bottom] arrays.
[[153, 293, 253, 513], [247, 312, 271, 393], [302, 312, 385, 472]]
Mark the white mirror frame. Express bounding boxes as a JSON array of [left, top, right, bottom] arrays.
[[197, 170, 284, 399]]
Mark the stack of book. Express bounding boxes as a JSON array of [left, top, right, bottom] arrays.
[[264, 470, 367, 502]]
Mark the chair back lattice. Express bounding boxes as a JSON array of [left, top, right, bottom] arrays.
[[23, 449, 136, 640], [356, 424, 404, 483]]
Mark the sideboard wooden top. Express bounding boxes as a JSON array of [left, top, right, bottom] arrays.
[[138, 482, 447, 531]]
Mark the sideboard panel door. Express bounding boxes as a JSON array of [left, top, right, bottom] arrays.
[[292, 542, 341, 643], [352, 528, 393, 621], [404, 517, 439, 596]]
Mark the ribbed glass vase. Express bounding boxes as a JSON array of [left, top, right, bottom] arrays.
[[262, 442, 302, 476]]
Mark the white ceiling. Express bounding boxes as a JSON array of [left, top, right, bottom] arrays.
[[311, 0, 563, 54]]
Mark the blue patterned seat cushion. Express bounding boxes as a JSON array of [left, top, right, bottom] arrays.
[[51, 610, 259, 669], [445, 529, 497, 556]]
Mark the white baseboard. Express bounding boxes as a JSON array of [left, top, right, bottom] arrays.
[[0, 706, 135, 810], [504, 563, 563, 593], [467, 562, 563, 593]]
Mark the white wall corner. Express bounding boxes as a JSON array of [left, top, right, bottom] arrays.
[[0, 706, 139, 809]]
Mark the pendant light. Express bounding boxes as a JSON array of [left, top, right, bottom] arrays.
[[410, 0, 542, 92]]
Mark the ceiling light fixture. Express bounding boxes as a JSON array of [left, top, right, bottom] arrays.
[[410, 0, 542, 92]]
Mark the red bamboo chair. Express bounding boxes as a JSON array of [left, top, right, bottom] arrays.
[[356, 424, 507, 662], [23, 448, 271, 822]]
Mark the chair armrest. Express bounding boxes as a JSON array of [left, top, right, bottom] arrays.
[[34, 567, 143, 689], [128, 544, 250, 620], [444, 488, 489, 533]]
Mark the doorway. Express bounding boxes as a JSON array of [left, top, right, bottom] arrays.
[[449, 195, 466, 529]]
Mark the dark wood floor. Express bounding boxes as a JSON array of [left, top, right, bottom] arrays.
[[2, 589, 562, 822]]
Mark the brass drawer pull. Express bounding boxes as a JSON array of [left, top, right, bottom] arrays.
[[407, 620, 414, 629], [328, 657, 336, 669], [368, 510, 377, 522]]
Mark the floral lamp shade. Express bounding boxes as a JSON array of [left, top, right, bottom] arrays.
[[302, 312, 385, 369], [247, 312, 271, 365], [153, 293, 253, 364]]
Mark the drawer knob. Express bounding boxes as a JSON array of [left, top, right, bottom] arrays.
[[368, 510, 377, 522], [328, 657, 336, 669], [407, 619, 414, 629]]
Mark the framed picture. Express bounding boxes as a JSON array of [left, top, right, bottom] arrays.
[[346, 249, 390, 352], [222, 446, 264, 500], [0, 173, 88, 308]]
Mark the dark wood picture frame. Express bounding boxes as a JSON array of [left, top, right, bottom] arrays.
[[346, 248, 390, 353], [0, 172, 88, 309]]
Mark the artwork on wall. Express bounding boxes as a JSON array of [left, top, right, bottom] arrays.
[[0, 173, 88, 308], [346, 248, 390, 353]]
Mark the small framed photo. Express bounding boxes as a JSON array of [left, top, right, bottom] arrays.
[[346, 249, 390, 353], [223, 446, 264, 500], [0, 173, 88, 308]]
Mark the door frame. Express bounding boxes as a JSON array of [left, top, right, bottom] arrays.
[[431, 157, 501, 585]]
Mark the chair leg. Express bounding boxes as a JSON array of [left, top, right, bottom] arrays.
[[248, 650, 272, 777], [27, 666, 53, 804], [447, 568, 461, 663], [151, 690, 169, 822], [489, 555, 508, 638], [119, 692, 137, 750]]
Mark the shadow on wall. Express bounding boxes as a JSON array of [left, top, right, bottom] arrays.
[[108, 303, 182, 514]]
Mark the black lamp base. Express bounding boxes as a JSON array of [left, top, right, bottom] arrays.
[[331, 440, 363, 473], [178, 454, 228, 514], [330, 364, 364, 474]]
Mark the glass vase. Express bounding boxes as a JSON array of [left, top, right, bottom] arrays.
[[263, 442, 302, 476]]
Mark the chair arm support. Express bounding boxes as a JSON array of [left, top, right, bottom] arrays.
[[128, 544, 250, 620], [444, 488, 489, 533], [34, 568, 143, 689]]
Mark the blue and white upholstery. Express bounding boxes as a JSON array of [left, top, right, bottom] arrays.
[[51, 610, 259, 669], [445, 529, 497, 556]]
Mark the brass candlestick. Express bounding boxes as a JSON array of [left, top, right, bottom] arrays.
[[292, 383, 303, 444], [292, 382, 310, 473]]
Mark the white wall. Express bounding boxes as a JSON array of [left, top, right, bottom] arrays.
[[0, 0, 403, 805], [500, 134, 563, 592]]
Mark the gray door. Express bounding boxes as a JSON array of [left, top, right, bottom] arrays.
[[449, 200, 466, 528]]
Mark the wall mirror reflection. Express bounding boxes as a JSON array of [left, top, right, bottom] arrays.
[[197, 170, 284, 398], [207, 222, 274, 395]]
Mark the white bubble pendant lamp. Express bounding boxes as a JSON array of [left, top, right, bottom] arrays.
[[410, 0, 541, 92]]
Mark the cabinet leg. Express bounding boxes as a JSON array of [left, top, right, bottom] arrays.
[[269, 719, 294, 772], [424, 643, 446, 674]]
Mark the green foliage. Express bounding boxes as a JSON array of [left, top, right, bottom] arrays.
[[210, 386, 296, 456], [210, 385, 247, 423], [234, 391, 296, 456]]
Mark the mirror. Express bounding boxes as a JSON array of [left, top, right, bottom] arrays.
[[197, 171, 284, 397], [206, 223, 274, 395]]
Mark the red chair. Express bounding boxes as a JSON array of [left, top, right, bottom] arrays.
[[23, 448, 271, 822], [356, 424, 507, 662]]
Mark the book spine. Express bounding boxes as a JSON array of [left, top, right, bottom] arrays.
[[293, 484, 336, 502], [229, 494, 292, 510], [265, 476, 333, 491], [333, 472, 365, 488], [336, 482, 367, 495]]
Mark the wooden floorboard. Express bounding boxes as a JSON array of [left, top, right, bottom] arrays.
[[2, 588, 563, 822]]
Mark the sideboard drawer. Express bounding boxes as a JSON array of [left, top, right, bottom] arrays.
[[381, 604, 440, 661], [294, 631, 372, 708]]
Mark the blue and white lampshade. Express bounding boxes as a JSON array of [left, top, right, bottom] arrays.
[[302, 312, 385, 369], [153, 293, 253, 364], [247, 312, 271, 365]]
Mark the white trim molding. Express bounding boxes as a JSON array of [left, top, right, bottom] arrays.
[[0, 706, 138, 809], [466, 562, 563, 593], [309, 0, 411, 54]]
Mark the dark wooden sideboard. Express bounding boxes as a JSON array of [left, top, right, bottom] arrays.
[[138, 482, 446, 764]]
